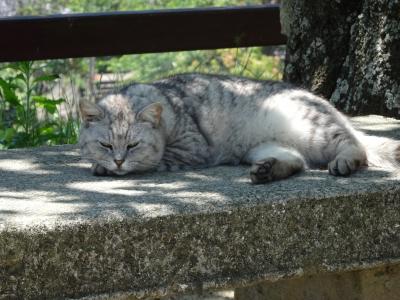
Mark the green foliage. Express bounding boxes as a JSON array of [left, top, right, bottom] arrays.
[[99, 47, 282, 83], [4, 0, 283, 150], [19, 0, 266, 15], [0, 62, 79, 149], [17, 0, 283, 86]]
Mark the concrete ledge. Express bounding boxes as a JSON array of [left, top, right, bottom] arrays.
[[235, 263, 400, 300], [1, 115, 400, 299]]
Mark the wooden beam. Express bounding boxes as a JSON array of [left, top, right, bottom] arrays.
[[0, 5, 286, 62]]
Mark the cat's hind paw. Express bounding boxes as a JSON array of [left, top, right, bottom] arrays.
[[328, 157, 358, 176], [250, 158, 277, 184]]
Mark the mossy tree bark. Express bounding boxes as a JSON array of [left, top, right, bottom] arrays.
[[281, 0, 400, 117]]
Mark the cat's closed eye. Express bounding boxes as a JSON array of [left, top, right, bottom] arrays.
[[99, 141, 113, 150], [127, 142, 139, 150]]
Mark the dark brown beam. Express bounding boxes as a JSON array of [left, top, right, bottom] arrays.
[[0, 5, 286, 62]]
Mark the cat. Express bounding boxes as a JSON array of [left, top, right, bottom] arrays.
[[79, 73, 400, 184]]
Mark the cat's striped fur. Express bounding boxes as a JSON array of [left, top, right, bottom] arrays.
[[79, 73, 400, 183]]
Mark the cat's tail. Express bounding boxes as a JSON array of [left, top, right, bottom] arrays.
[[357, 132, 400, 170]]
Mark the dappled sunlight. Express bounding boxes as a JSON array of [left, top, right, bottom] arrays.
[[131, 202, 174, 217], [0, 159, 59, 175], [0, 189, 83, 228], [0, 143, 400, 229], [351, 115, 400, 126], [181, 172, 220, 181], [293, 175, 326, 181], [233, 170, 328, 184], [134, 181, 191, 190], [68, 178, 229, 210], [68, 181, 148, 196], [354, 122, 400, 131], [41, 150, 81, 157], [65, 162, 91, 169], [163, 191, 229, 204], [220, 80, 263, 96], [351, 115, 400, 140], [232, 177, 251, 184]]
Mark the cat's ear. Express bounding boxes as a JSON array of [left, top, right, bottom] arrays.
[[137, 102, 163, 128], [79, 100, 105, 124]]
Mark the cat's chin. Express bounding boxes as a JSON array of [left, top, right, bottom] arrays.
[[112, 169, 130, 176]]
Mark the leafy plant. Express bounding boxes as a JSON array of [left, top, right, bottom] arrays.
[[1, 0, 283, 150], [0, 61, 79, 149]]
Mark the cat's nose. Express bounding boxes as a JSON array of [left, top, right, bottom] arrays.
[[114, 159, 125, 167]]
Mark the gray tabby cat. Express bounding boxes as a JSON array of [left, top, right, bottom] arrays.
[[79, 73, 400, 183]]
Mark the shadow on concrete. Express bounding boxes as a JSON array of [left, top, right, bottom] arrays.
[[1, 111, 400, 226], [0, 141, 397, 227]]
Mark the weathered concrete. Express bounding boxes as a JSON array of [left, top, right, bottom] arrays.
[[235, 263, 400, 300], [0, 115, 400, 299]]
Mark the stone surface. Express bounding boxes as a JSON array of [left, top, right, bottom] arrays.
[[235, 263, 400, 300], [0, 115, 400, 299], [281, 0, 400, 117], [163, 290, 234, 300], [78, 290, 234, 300]]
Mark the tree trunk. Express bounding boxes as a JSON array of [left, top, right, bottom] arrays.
[[281, 0, 400, 117]]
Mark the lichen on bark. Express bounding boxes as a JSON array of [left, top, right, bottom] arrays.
[[281, 0, 400, 117]]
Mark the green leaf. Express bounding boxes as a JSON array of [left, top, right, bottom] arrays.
[[33, 96, 65, 114], [15, 74, 26, 83], [2, 127, 16, 142], [17, 61, 33, 74], [34, 74, 60, 84], [38, 125, 55, 135], [12, 131, 32, 148], [6, 63, 20, 71], [15, 105, 26, 125], [37, 124, 60, 144], [33, 96, 65, 105], [0, 78, 21, 106]]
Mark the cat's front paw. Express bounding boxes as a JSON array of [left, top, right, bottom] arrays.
[[91, 163, 112, 176], [328, 157, 357, 176], [250, 158, 277, 184]]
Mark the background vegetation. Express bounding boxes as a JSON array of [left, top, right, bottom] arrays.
[[0, 0, 283, 149]]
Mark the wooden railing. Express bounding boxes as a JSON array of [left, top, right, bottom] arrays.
[[0, 5, 285, 62]]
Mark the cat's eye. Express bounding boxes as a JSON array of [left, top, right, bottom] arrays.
[[99, 141, 113, 150], [127, 142, 139, 150]]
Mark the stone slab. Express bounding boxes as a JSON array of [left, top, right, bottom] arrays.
[[234, 263, 400, 300], [0, 115, 400, 299]]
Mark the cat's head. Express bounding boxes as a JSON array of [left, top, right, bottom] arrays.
[[79, 94, 165, 175]]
